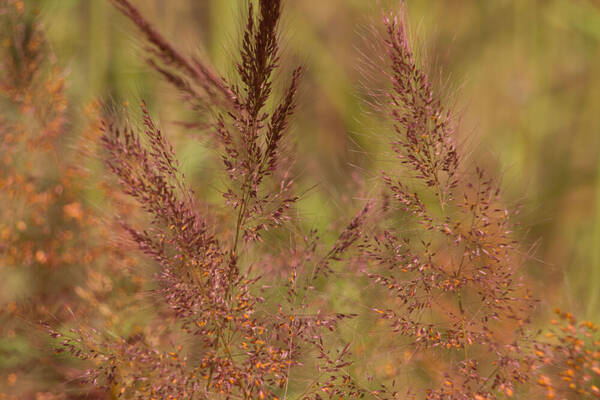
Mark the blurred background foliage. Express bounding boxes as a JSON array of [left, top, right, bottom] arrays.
[[1, 0, 600, 397]]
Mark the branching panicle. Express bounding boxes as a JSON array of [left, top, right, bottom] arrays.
[[109, 0, 233, 110], [73, 1, 367, 399], [383, 11, 458, 205], [358, 7, 537, 399]]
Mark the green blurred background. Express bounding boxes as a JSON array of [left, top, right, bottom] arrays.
[[3, 0, 600, 396]]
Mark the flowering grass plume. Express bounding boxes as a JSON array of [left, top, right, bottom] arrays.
[[358, 8, 537, 399], [54, 0, 369, 399]]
